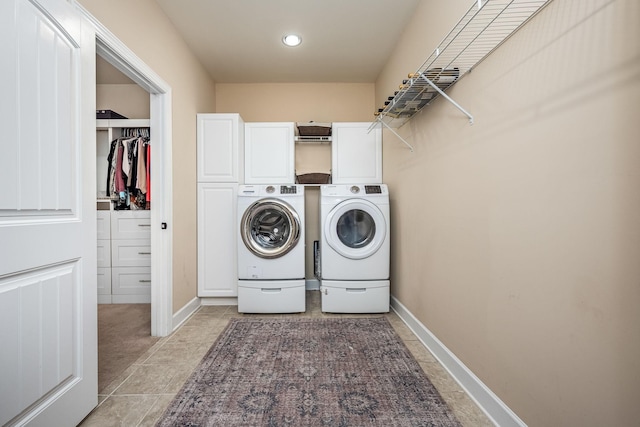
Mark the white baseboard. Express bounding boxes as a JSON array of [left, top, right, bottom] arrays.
[[390, 296, 526, 427], [171, 297, 201, 332], [305, 279, 320, 290], [200, 297, 238, 306]]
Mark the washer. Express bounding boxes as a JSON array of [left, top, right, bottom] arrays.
[[237, 184, 305, 313], [320, 184, 390, 313]]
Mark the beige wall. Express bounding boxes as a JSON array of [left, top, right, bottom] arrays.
[[79, 0, 217, 312], [216, 83, 375, 279], [376, 0, 640, 425], [96, 84, 150, 119]]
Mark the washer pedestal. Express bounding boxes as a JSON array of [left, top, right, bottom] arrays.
[[320, 280, 389, 313], [238, 279, 305, 313]]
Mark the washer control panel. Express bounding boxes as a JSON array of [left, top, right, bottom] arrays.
[[365, 185, 382, 194], [280, 185, 297, 194]]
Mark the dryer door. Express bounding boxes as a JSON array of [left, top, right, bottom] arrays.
[[241, 198, 301, 258], [324, 199, 386, 260]]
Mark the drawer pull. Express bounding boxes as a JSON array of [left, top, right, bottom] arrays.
[[138, 224, 151, 227], [261, 288, 282, 293], [346, 288, 366, 293], [139, 279, 151, 283], [138, 252, 151, 255]]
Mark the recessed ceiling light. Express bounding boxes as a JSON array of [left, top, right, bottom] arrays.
[[282, 34, 302, 47]]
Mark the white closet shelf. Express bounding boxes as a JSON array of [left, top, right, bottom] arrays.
[[374, 0, 553, 131], [97, 118, 150, 129]]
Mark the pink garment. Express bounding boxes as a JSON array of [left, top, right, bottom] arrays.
[[146, 144, 151, 203], [136, 138, 147, 194]]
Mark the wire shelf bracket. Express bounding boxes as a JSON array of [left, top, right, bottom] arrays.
[[419, 73, 474, 124], [368, 118, 415, 152]]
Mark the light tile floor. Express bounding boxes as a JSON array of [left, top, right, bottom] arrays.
[[79, 291, 494, 426]]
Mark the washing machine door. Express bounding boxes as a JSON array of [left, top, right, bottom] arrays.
[[324, 199, 386, 260], [241, 198, 301, 259]]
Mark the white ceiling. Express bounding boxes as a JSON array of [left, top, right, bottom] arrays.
[[148, 0, 421, 84]]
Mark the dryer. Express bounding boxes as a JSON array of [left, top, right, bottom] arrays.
[[319, 184, 390, 313], [237, 184, 305, 313]]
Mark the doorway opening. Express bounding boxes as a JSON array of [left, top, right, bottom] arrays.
[[81, 6, 174, 338]]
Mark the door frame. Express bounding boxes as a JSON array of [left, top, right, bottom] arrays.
[[75, 2, 173, 336]]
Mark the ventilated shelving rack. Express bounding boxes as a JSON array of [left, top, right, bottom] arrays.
[[373, 0, 553, 150]]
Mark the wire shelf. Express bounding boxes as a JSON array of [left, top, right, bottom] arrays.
[[376, 0, 553, 129]]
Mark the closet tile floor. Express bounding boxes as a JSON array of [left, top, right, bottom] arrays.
[[79, 291, 494, 426]]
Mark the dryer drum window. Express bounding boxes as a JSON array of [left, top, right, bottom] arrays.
[[336, 209, 376, 249], [241, 198, 301, 259]]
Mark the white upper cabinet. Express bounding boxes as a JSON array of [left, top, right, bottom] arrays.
[[245, 122, 295, 184], [331, 122, 382, 184], [197, 113, 244, 182]]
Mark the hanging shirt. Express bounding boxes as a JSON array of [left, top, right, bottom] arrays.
[[136, 137, 147, 194]]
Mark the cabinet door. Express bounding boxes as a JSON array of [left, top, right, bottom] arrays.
[[332, 122, 382, 184], [197, 113, 244, 182], [245, 122, 295, 184], [198, 183, 238, 297]]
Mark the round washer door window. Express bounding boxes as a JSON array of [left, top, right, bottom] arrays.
[[241, 198, 301, 259], [325, 199, 386, 260]]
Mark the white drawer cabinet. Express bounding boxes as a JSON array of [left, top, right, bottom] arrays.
[[96, 239, 111, 268], [111, 239, 151, 267], [110, 211, 152, 239], [97, 210, 111, 240], [97, 210, 151, 304], [111, 267, 151, 303], [97, 268, 112, 297]]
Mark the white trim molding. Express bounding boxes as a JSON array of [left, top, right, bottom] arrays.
[[73, 1, 174, 337], [390, 296, 527, 427]]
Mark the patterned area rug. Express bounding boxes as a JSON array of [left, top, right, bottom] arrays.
[[157, 318, 461, 426]]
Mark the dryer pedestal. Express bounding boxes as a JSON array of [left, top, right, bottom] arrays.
[[320, 280, 389, 313], [238, 279, 305, 313]]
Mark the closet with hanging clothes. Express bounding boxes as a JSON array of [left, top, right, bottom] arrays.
[[97, 117, 152, 304]]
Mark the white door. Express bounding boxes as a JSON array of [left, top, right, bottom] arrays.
[[0, 0, 97, 426], [324, 199, 387, 259]]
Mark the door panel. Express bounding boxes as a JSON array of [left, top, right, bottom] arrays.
[[0, 0, 97, 425], [240, 199, 301, 259], [198, 183, 238, 297], [324, 199, 386, 260]]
